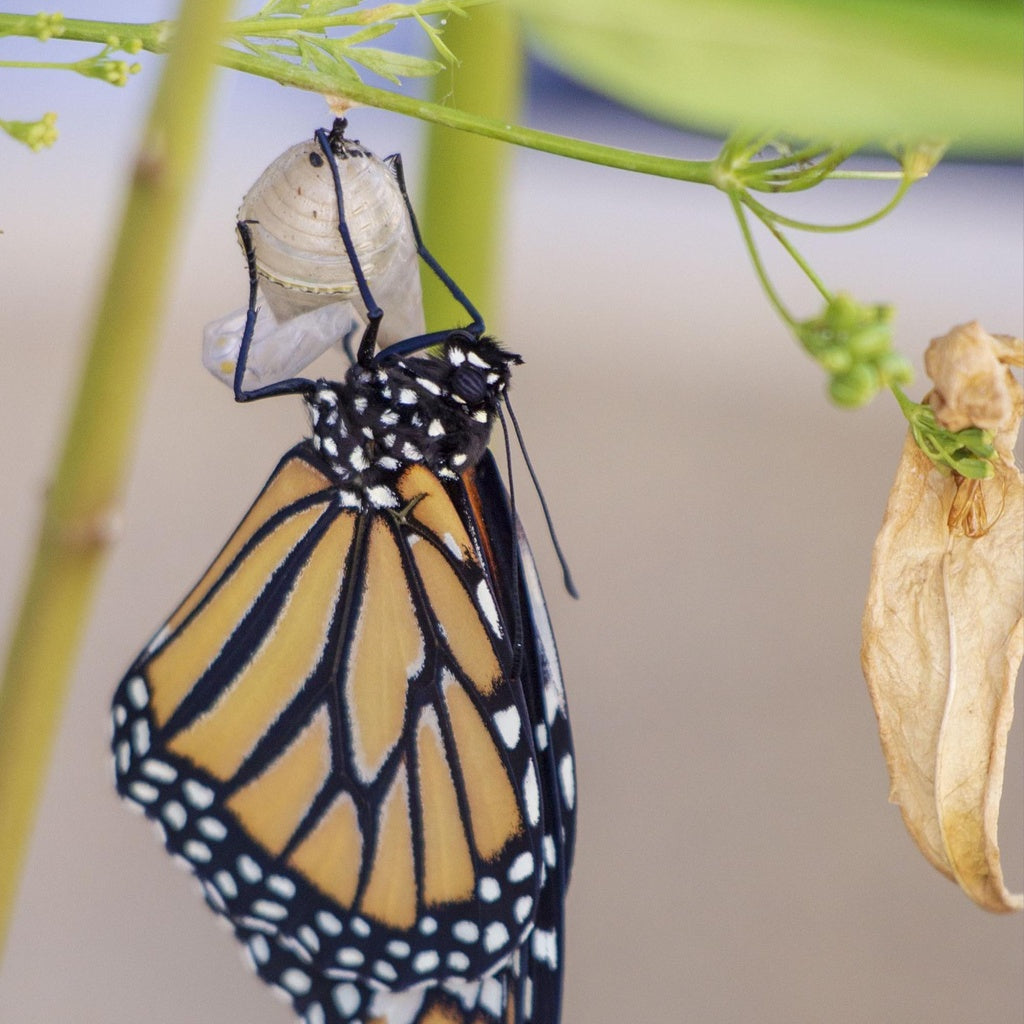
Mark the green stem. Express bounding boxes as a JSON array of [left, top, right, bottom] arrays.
[[218, 44, 717, 182], [729, 192, 795, 327], [740, 174, 914, 234], [230, 0, 492, 36], [419, 2, 521, 328], [0, 12, 715, 182], [0, 0, 233, 963], [740, 195, 833, 302], [0, 15, 175, 50]]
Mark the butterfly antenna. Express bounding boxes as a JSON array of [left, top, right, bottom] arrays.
[[315, 122, 383, 364], [502, 396, 579, 599]]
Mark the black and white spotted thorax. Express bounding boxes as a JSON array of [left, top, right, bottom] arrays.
[[308, 332, 520, 509]]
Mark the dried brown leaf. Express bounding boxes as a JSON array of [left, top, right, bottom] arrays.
[[862, 323, 1023, 912]]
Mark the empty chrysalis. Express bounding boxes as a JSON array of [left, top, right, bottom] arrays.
[[203, 121, 423, 388]]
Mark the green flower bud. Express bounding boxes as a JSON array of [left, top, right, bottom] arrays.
[[847, 322, 892, 360], [829, 363, 879, 408], [816, 346, 853, 374]]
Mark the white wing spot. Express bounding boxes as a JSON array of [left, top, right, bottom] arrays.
[[336, 947, 364, 967], [298, 925, 320, 953], [483, 922, 509, 953], [532, 928, 558, 969], [493, 706, 521, 749], [267, 874, 296, 900], [214, 870, 238, 900], [523, 763, 540, 827], [141, 758, 177, 783], [478, 877, 501, 902], [514, 895, 534, 924], [413, 949, 440, 974], [126, 675, 149, 709], [184, 840, 212, 863], [236, 854, 263, 884], [543, 835, 556, 868], [161, 801, 187, 831], [508, 851, 534, 883], [183, 779, 215, 809], [559, 753, 576, 810], [452, 920, 479, 943], [248, 934, 270, 964], [373, 960, 398, 982], [252, 899, 287, 921], [443, 533, 464, 560], [480, 976, 504, 1016], [447, 951, 470, 972], [543, 683, 559, 726], [282, 968, 312, 995], [333, 983, 361, 1015], [131, 719, 151, 756], [316, 910, 343, 935], [476, 580, 502, 637], [197, 816, 228, 841], [128, 781, 158, 805]]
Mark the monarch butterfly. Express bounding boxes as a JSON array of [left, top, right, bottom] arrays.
[[111, 120, 576, 1024]]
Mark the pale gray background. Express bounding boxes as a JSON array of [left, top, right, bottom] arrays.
[[1, 7, 1022, 1022]]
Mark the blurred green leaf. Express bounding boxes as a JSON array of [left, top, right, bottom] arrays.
[[510, 0, 1022, 155]]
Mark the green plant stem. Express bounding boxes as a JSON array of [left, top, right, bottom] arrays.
[[230, 1, 492, 35], [739, 195, 833, 303], [218, 44, 717, 183], [419, 2, 522, 328], [0, 0, 234, 963], [0, 12, 715, 182], [740, 175, 914, 234]]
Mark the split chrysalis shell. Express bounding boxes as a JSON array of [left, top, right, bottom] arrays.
[[203, 128, 424, 388]]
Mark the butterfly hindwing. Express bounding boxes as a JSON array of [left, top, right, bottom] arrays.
[[461, 453, 577, 1024]]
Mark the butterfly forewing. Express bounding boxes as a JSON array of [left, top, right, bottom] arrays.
[[112, 439, 546, 1009]]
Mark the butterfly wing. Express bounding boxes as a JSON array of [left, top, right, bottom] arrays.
[[461, 452, 577, 1024], [112, 441, 547, 1021]]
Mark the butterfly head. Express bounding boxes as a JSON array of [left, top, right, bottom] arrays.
[[424, 330, 522, 410]]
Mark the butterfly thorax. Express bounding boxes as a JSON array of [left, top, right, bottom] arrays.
[[307, 332, 520, 510]]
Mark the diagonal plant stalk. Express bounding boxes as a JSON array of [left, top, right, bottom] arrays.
[[419, 1, 523, 328], [0, 0, 235, 962]]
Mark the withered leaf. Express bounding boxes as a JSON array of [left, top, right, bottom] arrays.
[[862, 323, 1023, 912]]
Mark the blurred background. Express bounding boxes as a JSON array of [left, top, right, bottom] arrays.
[[0, 3, 1021, 1021]]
